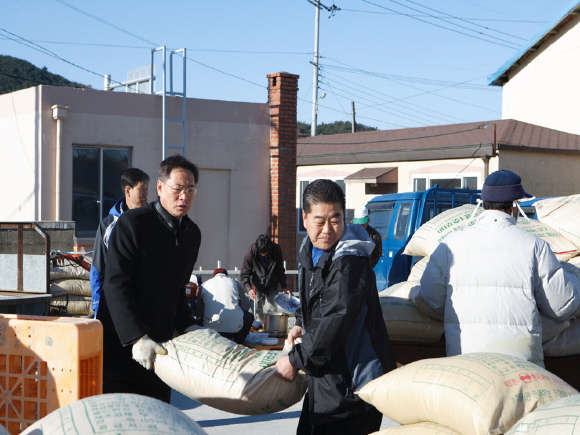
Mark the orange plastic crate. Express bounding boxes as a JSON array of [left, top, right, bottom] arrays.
[[0, 314, 102, 434]]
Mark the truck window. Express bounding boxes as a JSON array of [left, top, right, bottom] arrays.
[[367, 202, 394, 238], [394, 203, 411, 238]]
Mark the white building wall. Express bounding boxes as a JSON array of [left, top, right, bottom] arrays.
[[295, 158, 492, 256], [297, 157, 490, 211], [0, 85, 271, 271], [0, 87, 41, 220], [501, 14, 580, 135]]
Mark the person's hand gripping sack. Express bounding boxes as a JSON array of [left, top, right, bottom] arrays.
[[132, 334, 168, 370]]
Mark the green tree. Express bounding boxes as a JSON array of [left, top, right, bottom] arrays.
[[298, 120, 378, 137], [0, 55, 88, 95]]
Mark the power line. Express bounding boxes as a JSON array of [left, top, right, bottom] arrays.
[[321, 71, 466, 124], [361, 0, 520, 49], [340, 7, 546, 23], [0, 37, 310, 56], [322, 62, 491, 91], [320, 57, 499, 113], [0, 71, 83, 88], [299, 126, 483, 145], [54, 0, 158, 46], [400, 0, 526, 41], [52, 0, 267, 92], [0, 27, 123, 86]]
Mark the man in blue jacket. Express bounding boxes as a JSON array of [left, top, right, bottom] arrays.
[[89, 167, 150, 318], [275, 179, 396, 435]]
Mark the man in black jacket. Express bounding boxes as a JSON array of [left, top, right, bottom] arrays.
[[275, 179, 396, 435], [241, 234, 290, 324], [97, 155, 201, 403]]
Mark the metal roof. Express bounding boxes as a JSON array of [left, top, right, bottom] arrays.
[[488, 1, 580, 86], [344, 167, 397, 183], [297, 119, 580, 166]]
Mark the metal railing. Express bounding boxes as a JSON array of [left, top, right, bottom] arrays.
[[191, 261, 298, 282]]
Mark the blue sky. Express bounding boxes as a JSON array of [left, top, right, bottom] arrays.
[[2, 0, 577, 130]]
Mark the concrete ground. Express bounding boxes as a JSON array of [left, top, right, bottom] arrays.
[[171, 390, 400, 434]]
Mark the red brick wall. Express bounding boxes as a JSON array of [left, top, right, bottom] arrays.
[[267, 72, 299, 274]]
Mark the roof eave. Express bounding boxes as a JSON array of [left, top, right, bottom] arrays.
[[297, 143, 495, 166], [488, 0, 580, 87]]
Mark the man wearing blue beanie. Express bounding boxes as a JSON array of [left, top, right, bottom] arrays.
[[411, 169, 580, 367]]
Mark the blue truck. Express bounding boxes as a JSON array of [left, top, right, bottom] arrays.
[[365, 186, 481, 290]]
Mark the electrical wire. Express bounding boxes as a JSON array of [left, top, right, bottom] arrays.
[[361, 0, 520, 49], [322, 70, 466, 124], [321, 57, 500, 113], [299, 125, 483, 145], [340, 7, 546, 23], [52, 0, 268, 92], [0, 27, 124, 86], [400, 0, 526, 41], [0, 38, 309, 56]]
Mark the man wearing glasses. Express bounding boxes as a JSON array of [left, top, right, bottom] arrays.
[[97, 154, 201, 403]]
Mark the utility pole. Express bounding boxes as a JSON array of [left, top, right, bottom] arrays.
[[307, 1, 340, 137], [310, 2, 321, 137], [351, 101, 356, 133]]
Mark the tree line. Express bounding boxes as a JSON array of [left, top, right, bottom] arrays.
[[298, 120, 378, 137], [0, 55, 87, 95]]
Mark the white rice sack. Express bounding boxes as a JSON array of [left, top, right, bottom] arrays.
[[154, 326, 308, 415], [379, 296, 444, 343], [379, 281, 418, 299], [357, 352, 578, 435], [49, 278, 92, 297], [505, 394, 580, 434], [50, 294, 92, 316], [372, 422, 462, 434], [408, 257, 429, 282], [543, 317, 580, 357], [568, 255, 580, 266], [517, 218, 578, 261], [535, 195, 580, 250], [49, 263, 90, 280], [403, 204, 481, 257], [20, 393, 207, 435]]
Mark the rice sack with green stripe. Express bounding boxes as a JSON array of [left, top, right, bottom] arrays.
[[154, 326, 307, 415]]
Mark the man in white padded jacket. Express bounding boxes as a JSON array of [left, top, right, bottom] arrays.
[[411, 169, 580, 367]]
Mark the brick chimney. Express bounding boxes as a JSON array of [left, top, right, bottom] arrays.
[[268, 72, 299, 274]]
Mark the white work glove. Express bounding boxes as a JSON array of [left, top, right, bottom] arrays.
[[132, 334, 167, 370]]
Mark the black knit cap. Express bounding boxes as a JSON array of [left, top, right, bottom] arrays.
[[481, 169, 533, 202]]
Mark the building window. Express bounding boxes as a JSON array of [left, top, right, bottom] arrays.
[[413, 178, 427, 191], [463, 176, 477, 190], [412, 174, 479, 192], [365, 183, 398, 195], [73, 146, 130, 238], [298, 179, 346, 233]]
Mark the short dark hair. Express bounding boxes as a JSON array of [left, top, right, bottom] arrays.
[[121, 168, 150, 189], [483, 201, 513, 212], [157, 154, 199, 184], [255, 234, 272, 254], [303, 179, 345, 215]]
